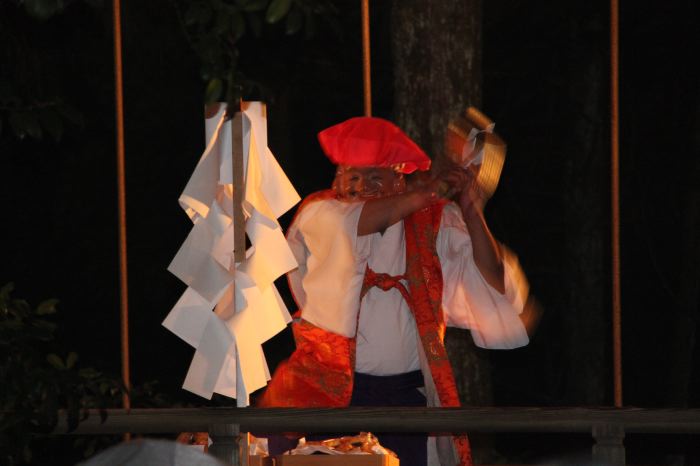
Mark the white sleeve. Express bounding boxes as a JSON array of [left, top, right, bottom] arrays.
[[286, 216, 309, 310], [438, 203, 529, 349], [287, 198, 371, 337]]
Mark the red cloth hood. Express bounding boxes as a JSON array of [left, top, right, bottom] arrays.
[[317, 117, 431, 173]]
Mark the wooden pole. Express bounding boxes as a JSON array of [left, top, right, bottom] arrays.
[[231, 110, 246, 264], [361, 0, 372, 116], [610, 0, 622, 407], [230, 109, 245, 413], [112, 0, 131, 418]]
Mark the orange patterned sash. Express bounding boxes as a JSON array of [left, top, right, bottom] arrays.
[[403, 204, 472, 466], [257, 315, 355, 407]]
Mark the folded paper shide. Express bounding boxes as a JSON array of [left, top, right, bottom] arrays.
[[163, 102, 300, 407]]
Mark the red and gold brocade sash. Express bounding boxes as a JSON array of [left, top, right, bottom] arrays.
[[361, 204, 471, 466], [257, 315, 355, 407], [403, 203, 472, 466]]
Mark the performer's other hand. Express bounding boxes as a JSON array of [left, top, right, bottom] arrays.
[[456, 165, 486, 219], [431, 165, 486, 217]]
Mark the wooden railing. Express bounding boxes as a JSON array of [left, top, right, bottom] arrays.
[[53, 407, 700, 465]]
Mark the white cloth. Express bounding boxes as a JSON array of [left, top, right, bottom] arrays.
[[287, 198, 529, 376]]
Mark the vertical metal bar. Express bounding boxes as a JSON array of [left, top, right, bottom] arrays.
[[112, 0, 131, 419], [361, 0, 372, 116], [610, 0, 623, 408]]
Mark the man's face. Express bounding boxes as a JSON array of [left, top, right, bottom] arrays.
[[333, 166, 405, 200]]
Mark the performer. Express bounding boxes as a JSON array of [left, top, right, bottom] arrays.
[[258, 116, 530, 466]]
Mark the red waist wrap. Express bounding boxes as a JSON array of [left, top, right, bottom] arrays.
[[257, 316, 355, 408]]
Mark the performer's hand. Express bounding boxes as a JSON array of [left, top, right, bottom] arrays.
[[431, 165, 486, 217], [456, 165, 487, 220]]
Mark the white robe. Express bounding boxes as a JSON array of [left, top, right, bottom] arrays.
[[285, 197, 530, 465], [287, 198, 529, 374]]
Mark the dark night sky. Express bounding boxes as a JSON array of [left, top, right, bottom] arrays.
[[2, 0, 699, 429]]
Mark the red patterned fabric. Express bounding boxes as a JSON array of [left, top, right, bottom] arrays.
[[403, 205, 472, 466], [257, 316, 355, 407]]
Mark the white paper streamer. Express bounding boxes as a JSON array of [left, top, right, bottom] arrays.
[[164, 102, 300, 406]]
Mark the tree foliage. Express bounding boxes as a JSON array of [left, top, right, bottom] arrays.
[[0, 1, 100, 144], [172, 0, 339, 108], [0, 283, 124, 464], [0, 282, 175, 465]]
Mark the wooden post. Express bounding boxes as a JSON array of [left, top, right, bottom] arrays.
[[592, 424, 625, 466], [231, 111, 246, 264], [208, 423, 241, 465], [112, 0, 131, 427], [230, 109, 246, 363]]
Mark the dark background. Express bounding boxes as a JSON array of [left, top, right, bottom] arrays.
[[2, 0, 699, 463]]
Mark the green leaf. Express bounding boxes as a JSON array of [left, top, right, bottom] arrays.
[[47, 353, 65, 370], [285, 6, 302, 34], [265, 0, 291, 24], [204, 78, 224, 103], [36, 298, 59, 315], [66, 352, 78, 369]]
